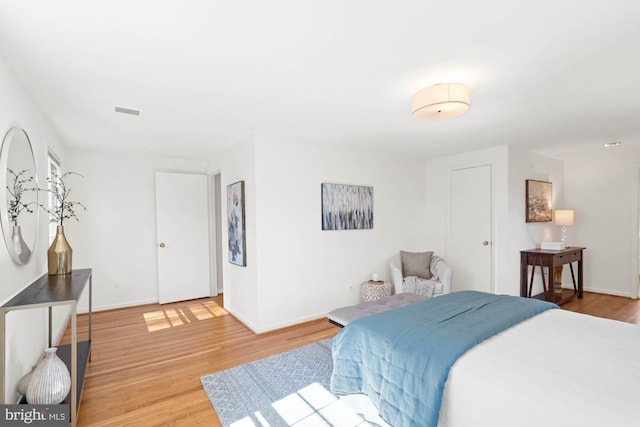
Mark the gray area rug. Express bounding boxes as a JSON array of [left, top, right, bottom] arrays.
[[201, 338, 380, 426]]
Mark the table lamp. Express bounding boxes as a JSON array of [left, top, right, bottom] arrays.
[[555, 210, 574, 243]]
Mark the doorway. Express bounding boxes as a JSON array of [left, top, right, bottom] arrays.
[[213, 173, 223, 295], [634, 165, 640, 299]]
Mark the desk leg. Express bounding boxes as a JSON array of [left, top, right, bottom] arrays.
[[89, 274, 92, 362], [569, 263, 577, 293], [520, 253, 528, 297], [48, 307, 53, 348], [546, 264, 554, 302], [0, 312, 5, 404], [537, 261, 550, 302], [578, 258, 584, 298], [528, 264, 536, 297], [71, 302, 77, 427]]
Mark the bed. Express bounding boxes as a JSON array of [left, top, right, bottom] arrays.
[[330, 291, 640, 427]]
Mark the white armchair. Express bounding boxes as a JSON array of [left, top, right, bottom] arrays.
[[389, 252, 452, 297]]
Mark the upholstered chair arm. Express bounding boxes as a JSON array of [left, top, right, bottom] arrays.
[[434, 259, 452, 295], [388, 254, 404, 294]]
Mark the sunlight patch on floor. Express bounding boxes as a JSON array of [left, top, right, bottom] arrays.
[[143, 308, 184, 331], [143, 300, 228, 332], [230, 383, 375, 427], [190, 300, 228, 319]]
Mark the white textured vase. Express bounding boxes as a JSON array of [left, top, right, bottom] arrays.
[[16, 364, 37, 396], [26, 347, 71, 404]]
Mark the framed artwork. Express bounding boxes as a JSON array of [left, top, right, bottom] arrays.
[[227, 180, 246, 266], [321, 183, 373, 230], [525, 179, 552, 222]]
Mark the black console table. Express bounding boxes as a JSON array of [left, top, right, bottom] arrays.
[[0, 269, 92, 427]]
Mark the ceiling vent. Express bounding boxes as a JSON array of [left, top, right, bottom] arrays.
[[114, 106, 141, 116]]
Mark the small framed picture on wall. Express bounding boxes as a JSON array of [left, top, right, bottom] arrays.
[[525, 179, 552, 222]]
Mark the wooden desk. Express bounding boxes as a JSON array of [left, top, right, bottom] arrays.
[[520, 247, 585, 304]]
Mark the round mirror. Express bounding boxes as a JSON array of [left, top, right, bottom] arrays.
[[0, 127, 39, 265]]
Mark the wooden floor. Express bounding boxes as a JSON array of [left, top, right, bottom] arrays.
[[60, 291, 640, 426], [562, 291, 640, 324], [60, 295, 338, 426]]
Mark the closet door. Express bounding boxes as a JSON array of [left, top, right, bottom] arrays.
[[155, 172, 210, 304], [448, 164, 493, 293]]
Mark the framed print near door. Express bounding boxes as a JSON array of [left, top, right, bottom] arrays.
[[525, 179, 552, 222], [227, 180, 246, 266]]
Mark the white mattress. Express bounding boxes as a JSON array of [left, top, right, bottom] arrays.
[[341, 309, 640, 427]]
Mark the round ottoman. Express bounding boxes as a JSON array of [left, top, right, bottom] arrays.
[[360, 281, 393, 302]]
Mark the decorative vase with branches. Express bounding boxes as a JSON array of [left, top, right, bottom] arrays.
[[39, 171, 86, 226], [38, 171, 86, 275], [6, 168, 35, 262], [6, 168, 35, 226]]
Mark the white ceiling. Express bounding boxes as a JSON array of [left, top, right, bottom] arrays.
[[0, 0, 639, 160]]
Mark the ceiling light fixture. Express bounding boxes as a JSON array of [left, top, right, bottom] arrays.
[[115, 106, 141, 116], [603, 142, 621, 147], [411, 83, 470, 120]]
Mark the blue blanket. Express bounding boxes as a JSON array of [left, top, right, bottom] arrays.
[[330, 291, 557, 426]]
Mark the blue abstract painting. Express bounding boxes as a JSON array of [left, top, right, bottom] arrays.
[[227, 180, 246, 266]]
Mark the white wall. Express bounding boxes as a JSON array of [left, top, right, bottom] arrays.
[[425, 144, 564, 296], [0, 54, 65, 402], [507, 146, 564, 296], [220, 135, 259, 330], [65, 148, 210, 311], [222, 135, 428, 333], [561, 145, 640, 297]]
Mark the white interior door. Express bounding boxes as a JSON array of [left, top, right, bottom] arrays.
[[155, 172, 210, 304], [448, 164, 493, 293]]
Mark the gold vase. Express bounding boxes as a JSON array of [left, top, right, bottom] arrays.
[[553, 266, 563, 294], [48, 225, 72, 275]]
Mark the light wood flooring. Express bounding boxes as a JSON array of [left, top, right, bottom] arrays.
[[59, 292, 640, 426]]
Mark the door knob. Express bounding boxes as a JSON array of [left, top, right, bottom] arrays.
[[482, 240, 489, 246], [159, 242, 166, 248]]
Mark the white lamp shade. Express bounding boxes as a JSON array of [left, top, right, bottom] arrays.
[[411, 83, 470, 120], [555, 210, 574, 226]]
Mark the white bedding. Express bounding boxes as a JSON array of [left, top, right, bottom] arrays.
[[341, 309, 640, 427]]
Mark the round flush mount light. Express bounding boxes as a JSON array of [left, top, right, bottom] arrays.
[[411, 83, 470, 121], [603, 142, 621, 147]]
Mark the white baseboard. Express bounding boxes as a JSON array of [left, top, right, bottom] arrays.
[[583, 287, 633, 298], [224, 306, 260, 333], [561, 285, 633, 298], [256, 312, 328, 334], [89, 294, 223, 314], [91, 298, 158, 312], [224, 306, 328, 334]]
